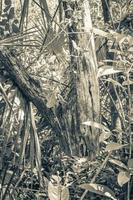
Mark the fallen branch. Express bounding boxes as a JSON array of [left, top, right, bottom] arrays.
[[0, 51, 71, 154]]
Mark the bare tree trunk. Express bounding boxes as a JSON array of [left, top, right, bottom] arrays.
[[62, 0, 100, 159]]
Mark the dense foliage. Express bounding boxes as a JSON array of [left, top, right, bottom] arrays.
[[0, 0, 133, 199]]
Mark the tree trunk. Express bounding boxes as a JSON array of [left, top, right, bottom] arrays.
[[0, 51, 71, 154], [62, 0, 100, 159]]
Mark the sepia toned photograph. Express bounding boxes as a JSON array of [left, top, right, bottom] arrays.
[[0, 0, 133, 199]]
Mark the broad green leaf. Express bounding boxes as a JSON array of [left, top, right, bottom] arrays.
[[128, 159, 133, 170], [105, 143, 128, 152], [117, 171, 131, 187], [79, 183, 117, 200], [99, 132, 111, 143], [82, 121, 110, 133], [48, 181, 69, 200], [109, 159, 128, 170]]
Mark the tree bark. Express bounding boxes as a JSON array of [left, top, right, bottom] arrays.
[[62, 0, 100, 159], [0, 51, 71, 154]]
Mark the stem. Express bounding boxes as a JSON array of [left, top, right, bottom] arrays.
[[127, 72, 132, 200]]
